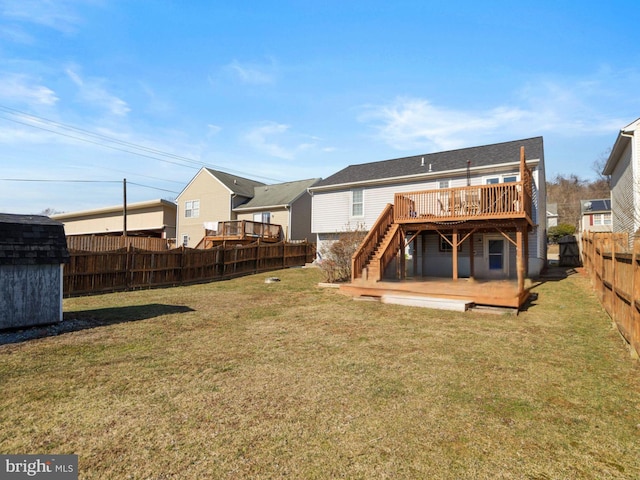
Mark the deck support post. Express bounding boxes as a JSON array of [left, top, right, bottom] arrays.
[[469, 232, 475, 279], [452, 229, 459, 280], [516, 228, 525, 294]]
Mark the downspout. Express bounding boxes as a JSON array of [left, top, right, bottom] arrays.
[[231, 194, 237, 220], [286, 204, 291, 241]]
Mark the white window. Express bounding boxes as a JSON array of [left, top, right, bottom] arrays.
[[439, 180, 450, 189], [253, 212, 271, 223], [182, 234, 189, 247], [593, 213, 612, 226], [352, 189, 363, 217], [485, 174, 519, 184], [185, 200, 200, 218]]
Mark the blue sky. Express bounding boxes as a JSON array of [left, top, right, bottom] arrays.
[[1, 0, 639, 214]]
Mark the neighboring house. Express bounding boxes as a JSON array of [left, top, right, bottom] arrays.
[[547, 203, 558, 229], [0, 214, 69, 329], [234, 178, 321, 241], [52, 199, 177, 239], [603, 117, 640, 247], [580, 199, 612, 233], [176, 168, 265, 247], [310, 137, 546, 309]]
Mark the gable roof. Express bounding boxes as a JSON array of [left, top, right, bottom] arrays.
[[580, 199, 611, 214], [235, 178, 321, 211], [205, 168, 266, 197], [603, 117, 640, 175], [176, 167, 266, 201], [0, 214, 69, 266], [311, 137, 544, 190]]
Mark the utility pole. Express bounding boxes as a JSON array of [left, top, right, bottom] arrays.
[[123, 178, 128, 238]]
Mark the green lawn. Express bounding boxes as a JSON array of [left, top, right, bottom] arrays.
[[1, 267, 639, 479]]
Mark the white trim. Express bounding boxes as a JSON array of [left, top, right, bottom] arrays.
[[484, 235, 509, 277], [351, 188, 364, 218]]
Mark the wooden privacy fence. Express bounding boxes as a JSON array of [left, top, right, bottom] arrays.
[[64, 241, 315, 296], [66, 235, 170, 252], [581, 231, 640, 358]]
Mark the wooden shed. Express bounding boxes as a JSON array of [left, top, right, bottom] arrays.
[[0, 214, 69, 330]]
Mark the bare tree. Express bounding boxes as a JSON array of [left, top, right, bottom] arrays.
[[39, 208, 62, 216]]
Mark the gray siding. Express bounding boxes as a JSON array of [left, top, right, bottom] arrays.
[[0, 264, 63, 329], [610, 141, 635, 242]]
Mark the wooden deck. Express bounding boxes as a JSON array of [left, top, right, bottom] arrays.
[[198, 220, 283, 248], [340, 277, 530, 309]]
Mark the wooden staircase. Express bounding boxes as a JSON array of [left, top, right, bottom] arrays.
[[362, 224, 401, 281], [352, 204, 403, 283]]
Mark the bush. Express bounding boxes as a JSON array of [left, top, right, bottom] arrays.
[[548, 223, 576, 243], [318, 228, 367, 283]]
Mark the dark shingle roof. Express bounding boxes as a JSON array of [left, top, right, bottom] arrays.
[[235, 178, 321, 210], [312, 137, 544, 189], [0, 214, 69, 265], [581, 199, 611, 214], [206, 168, 266, 197]]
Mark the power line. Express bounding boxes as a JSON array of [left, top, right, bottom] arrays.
[[0, 178, 180, 194], [0, 105, 285, 183]]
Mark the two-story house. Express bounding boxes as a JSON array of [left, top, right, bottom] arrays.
[[310, 137, 546, 309], [177, 167, 318, 247], [602, 117, 640, 247], [176, 168, 265, 247]]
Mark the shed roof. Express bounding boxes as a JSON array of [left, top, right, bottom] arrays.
[[0, 214, 69, 265], [311, 137, 544, 190]]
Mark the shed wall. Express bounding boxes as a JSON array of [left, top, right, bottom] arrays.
[[0, 264, 63, 329]]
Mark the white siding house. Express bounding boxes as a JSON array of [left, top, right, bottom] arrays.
[[603, 118, 640, 247], [310, 137, 547, 278]]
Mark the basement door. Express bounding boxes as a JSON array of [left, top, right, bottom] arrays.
[[485, 235, 508, 278]]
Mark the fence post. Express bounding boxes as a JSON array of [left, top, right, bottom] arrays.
[[126, 243, 132, 290], [256, 239, 261, 274]]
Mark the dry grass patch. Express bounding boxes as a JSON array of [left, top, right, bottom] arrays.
[[1, 268, 639, 479]]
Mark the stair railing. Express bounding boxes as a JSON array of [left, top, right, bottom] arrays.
[[351, 203, 394, 281]]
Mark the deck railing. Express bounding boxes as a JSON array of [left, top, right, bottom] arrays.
[[205, 220, 283, 243], [394, 181, 532, 224], [352, 203, 395, 280]]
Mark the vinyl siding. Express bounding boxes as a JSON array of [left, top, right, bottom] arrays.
[[610, 141, 635, 242], [177, 170, 234, 247], [236, 207, 290, 239], [312, 163, 545, 274]]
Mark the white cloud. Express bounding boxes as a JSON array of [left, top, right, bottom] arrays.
[[360, 72, 637, 152], [66, 66, 130, 116], [0, 0, 85, 34], [225, 59, 276, 85], [360, 97, 529, 151], [243, 122, 315, 160], [0, 73, 58, 105], [207, 124, 221, 136]]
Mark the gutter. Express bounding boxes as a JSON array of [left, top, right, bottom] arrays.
[[309, 159, 541, 193]]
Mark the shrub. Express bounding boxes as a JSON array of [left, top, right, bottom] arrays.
[[318, 227, 367, 283], [548, 223, 576, 243]]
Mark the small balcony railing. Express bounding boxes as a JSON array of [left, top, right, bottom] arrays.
[[394, 182, 532, 224]]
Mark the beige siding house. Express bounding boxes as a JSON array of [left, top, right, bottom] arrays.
[[234, 178, 320, 241], [52, 199, 177, 239], [176, 168, 265, 247]]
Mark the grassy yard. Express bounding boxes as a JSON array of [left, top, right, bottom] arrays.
[[1, 267, 639, 479]]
